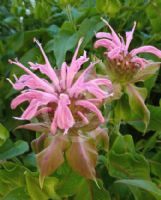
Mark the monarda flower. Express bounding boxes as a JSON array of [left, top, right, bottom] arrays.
[[94, 19, 161, 83], [8, 39, 112, 185], [8, 38, 112, 135], [94, 19, 161, 133]]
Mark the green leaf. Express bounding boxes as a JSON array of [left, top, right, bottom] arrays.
[[56, 170, 84, 197], [0, 123, 9, 146], [150, 151, 161, 178], [66, 137, 97, 180], [147, 105, 161, 131], [107, 135, 150, 179], [25, 171, 60, 200], [2, 187, 29, 200], [0, 163, 26, 197], [96, 0, 121, 16], [0, 140, 29, 160], [74, 179, 111, 200], [53, 30, 78, 66], [115, 179, 161, 200], [126, 84, 150, 133]]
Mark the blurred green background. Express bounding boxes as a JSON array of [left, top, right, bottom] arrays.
[[1, 0, 161, 200]]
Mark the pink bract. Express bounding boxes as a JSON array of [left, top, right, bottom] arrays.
[[8, 38, 113, 135], [94, 18, 161, 69]]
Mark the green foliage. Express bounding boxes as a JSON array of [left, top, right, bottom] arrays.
[[1, 0, 161, 199]]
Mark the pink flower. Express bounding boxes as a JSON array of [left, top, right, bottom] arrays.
[[8, 38, 112, 135], [94, 19, 161, 71]]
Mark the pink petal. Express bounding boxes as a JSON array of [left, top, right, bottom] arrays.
[[69, 62, 98, 97], [107, 47, 123, 59], [33, 38, 60, 89], [11, 90, 58, 109], [75, 100, 105, 123], [9, 59, 54, 93], [21, 99, 41, 120], [71, 37, 83, 63], [101, 18, 121, 45], [94, 39, 115, 50], [131, 57, 149, 68], [95, 32, 113, 39], [87, 78, 112, 88], [60, 62, 68, 90], [125, 22, 136, 50], [130, 46, 161, 58], [34, 107, 52, 117], [67, 50, 89, 88], [51, 119, 57, 135], [77, 111, 89, 124], [54, 94, 75, 130]]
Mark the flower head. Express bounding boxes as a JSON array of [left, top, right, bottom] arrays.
[[9, 38, 112, 135], [94, 19, 161, 82]]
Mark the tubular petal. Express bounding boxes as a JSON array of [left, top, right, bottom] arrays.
[[75, 100, 105, 123]]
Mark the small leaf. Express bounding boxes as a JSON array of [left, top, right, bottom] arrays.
[[0, 140, 29, 160], [2, 187, 29, 200], [25, 171, 60, 200], [126, 84, 150, 133], [107, 135, 150, 179], [88, 127, 109, 152], [56, 170, 84, 197], [0, 123, 9, 146], [66, 137, 97, 180], [75, 179, 111, 200], [0, 163, 26, 197], [115, 179, 161, 200], [147, 105, 161, 131]]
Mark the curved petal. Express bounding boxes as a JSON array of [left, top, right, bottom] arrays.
[[125, 22, 136, 50], [94, 39, 115, 50], [9, 59, 55, 93], [32, 38, 60, 89], [130, 46, 161, 58], [77, 111, 89, 124], [101, 18, 121, 45], [21, 99, 41, 120], [67, 50, 89, 88], [68, 62, 97, 97], [75, 100, 105, 123], [131, 57, 149, 68], [95, 32, 113, 39], [11, 90, 58, 109]]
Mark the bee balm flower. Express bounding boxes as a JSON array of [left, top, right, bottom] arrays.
[[94, 19, 161, 82], [9, 38, 112, 135]]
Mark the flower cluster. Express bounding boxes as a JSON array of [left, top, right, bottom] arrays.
[[94, 19, 161, 82], [8, 38, 112, 135]]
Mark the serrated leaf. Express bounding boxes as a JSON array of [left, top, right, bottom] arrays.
[[74, 179, 111, 200], [2, 187, 29, 200], [107, 135, 150, 179], [25, 171, 60, 200], [115, 179, 161, 200], [56, 170, 84, 197]]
